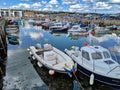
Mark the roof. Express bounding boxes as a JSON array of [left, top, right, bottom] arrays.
[[81, 45, 108, 53]]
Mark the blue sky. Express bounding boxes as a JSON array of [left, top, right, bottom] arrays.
[[0, 0, 120, 14]]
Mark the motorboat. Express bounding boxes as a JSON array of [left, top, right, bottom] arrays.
[[8, 35, 19, 45], [64, 45, 120, 88], [28, 43, 75, 77], [5, 25, 19, 34], [49, 22, 69, 32], [68, 25, 88, 35]]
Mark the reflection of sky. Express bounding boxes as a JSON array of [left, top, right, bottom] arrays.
[[4, 48, 46, 90], [100, 39, 117, 48], [6, 23, 120, 89], [29, 32, 44, 40], [20, 25, 44, 39]]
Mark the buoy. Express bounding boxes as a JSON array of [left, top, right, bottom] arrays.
[[37, 62, 42, 67], [74, 63, 77, 72], [89, 73, 94, 85], [71, 45, 75, 49], [49, 70, 55, 75], [27, 48, 30, 51]]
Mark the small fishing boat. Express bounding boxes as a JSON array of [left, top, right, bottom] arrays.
[[8, 36, 19, 45], [28, 43, 75, 77], [68, 25, 88, 35], [65, 45, 120, 89], [5, 25, 19, 34], [49, 22, 69, 32]]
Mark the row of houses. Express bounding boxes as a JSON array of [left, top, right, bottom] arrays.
[[0, 8, 44, 18]]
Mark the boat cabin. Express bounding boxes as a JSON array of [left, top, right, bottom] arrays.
[[81, 45, 112, 61], [72, 25, 80, 30]]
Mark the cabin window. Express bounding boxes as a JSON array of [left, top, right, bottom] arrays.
[[92, 52, 102, 60], [73, 27, 79, 29], [82, 50, 90, 60], [103, 51, 110, 59]]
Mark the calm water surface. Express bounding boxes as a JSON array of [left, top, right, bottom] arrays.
[[5, 21, 119, 90]]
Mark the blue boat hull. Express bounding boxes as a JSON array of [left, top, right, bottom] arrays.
[[77, 64, 120, 89], [51, 27, 68, 32]]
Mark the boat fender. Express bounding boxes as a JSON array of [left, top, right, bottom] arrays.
[[32, 55, 36, 60], [37, 62, 42, 67], [27, 48, 30, 51], [74, 63, 77, 72], [89, 73, 94, 85], [49, 70, 55, 75]]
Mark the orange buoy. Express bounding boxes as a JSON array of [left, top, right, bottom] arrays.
[[49, 70, 55, 75]]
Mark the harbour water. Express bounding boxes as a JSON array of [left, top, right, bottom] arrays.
[[2, 21, 119, 90]]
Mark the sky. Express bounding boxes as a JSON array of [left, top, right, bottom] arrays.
[[0, 0, 120, 14]]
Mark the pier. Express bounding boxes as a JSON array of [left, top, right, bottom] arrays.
[[0, 18, 7, 89], [0, 18, 7, 59], [0, 18, 7, 76]]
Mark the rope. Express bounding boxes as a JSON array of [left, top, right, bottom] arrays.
[[73, 73, 84, 90]]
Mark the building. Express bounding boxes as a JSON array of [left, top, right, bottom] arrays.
[[0, 8, 23, 17]]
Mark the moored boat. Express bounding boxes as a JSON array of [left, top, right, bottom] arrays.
[[28, 43, 76, 77], [49, 22, 69, 32], [5, 25, 19, 34], [65, 45, 120, 89], [68, 25, 88, 35], [8, 36, 19, 44]]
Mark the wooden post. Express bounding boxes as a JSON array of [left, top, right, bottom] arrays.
[[0, 18, 7, 59]]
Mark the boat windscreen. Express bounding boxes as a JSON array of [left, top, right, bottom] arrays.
[[103, 51, 111, 59], [92, 52, 103, 60]]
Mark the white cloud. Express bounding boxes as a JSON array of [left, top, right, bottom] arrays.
[[69, 4, 83, 12], [49, 0, 58, 5], [41, 0, 47, 4], [29, 32, 43, 40], [43, 4, 53, 11], [11, 3, 30, 9], [10, 3, 42, 10], [31, 2, 41, 9], [70, 4, 83, 9], [110, 0, 120, 3], [45, 4, 53, 8], [62, 0, 78, 5], [94, 2, 112, 9]]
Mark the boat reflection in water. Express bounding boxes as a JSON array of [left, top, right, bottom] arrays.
[[30, 59, 74, 90], [29, 58, 113, 90], [50, 31, 67, 37]]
